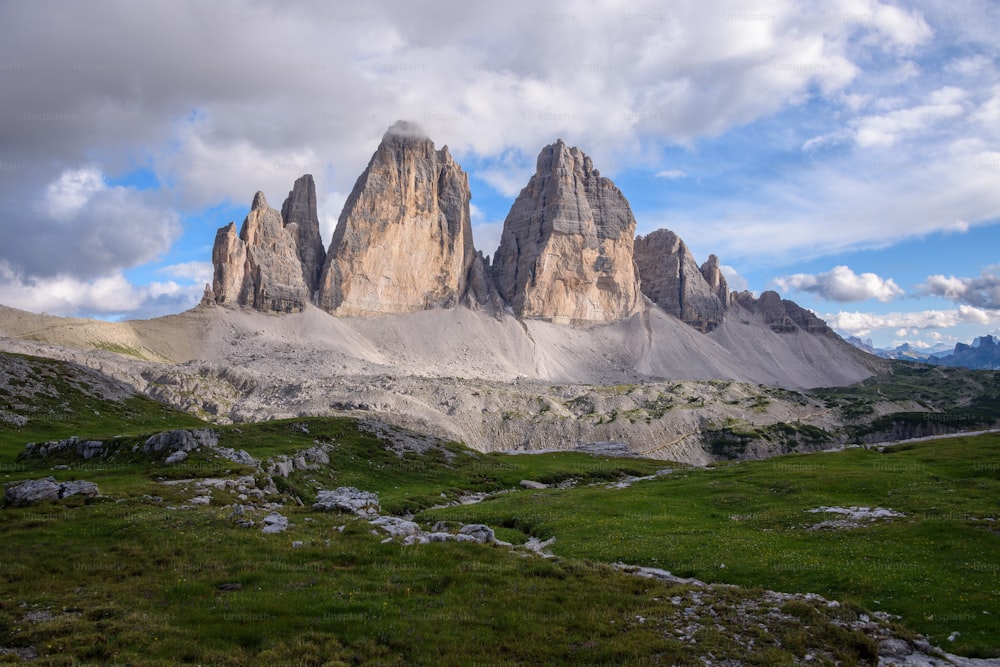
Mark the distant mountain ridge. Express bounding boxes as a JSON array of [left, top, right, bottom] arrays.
[[847, 335, 1000, 370]]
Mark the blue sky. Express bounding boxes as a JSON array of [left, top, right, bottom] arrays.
[[1, 0, 999, 351]]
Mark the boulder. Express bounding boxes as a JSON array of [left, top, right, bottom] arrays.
[[261, 512, 289, 534], [4, 477, 99, 506], [4, 477, 60, 506], [458, 523, 496, 544], [58, 480, 99, 499], [313, 487, 380, 517]]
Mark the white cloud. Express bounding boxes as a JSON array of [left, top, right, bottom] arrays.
[[857, 86, 966, 147], [472, 221, 505, 260], [919, 267, 1000, 309], [0, 262, 202, 318], [0, 0, 984, 320], [43, 167, 105, 221], [655, 169, 687, 179], [825, 306, 1000, 336], [774, 265, 903, 302], [720, 264, 749, 292], [157, 261, 213, 285]]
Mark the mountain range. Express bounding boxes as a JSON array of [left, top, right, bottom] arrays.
[[0, 121, 890, 462], [848, 334, 1000, 370]]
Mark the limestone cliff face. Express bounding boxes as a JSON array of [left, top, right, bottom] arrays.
[[491, 141, 641, 324], [281, 174, 326, 295], [633, 229, 729, 332], [734, 290, 835, 337], [211, 192, 311, 313], [316, 121, 475, 316]]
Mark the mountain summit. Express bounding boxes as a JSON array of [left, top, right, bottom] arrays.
[[206, 121, 846, 353], [491, 140, 642, 324], [315, 121, 476, 316]]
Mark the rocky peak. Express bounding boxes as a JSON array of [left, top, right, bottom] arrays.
[[734, 290, 835, 337], [633, 230, 729, 332], [491, 141, 642, 324], [315, 121, 476, 316], [281, 174, 326, 295], [211, 190, 311, 313]]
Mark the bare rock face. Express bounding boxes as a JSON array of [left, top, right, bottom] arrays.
[[491, 140, 641, 324], [316, 121, 475, 316], [281, 174, 326, 295], [211, 192, 311, 313], [633, 230, 729, 332], [734, 290, 835, 336]]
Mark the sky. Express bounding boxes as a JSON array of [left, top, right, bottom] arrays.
[[1, 0, 999, 351]]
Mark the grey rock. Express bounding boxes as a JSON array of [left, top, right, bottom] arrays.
[[734, 290, 835, 337], [458, 523, 496, 544], [519, 480, 549, 490], [492, 139, 642, 323], [633, 229, 729, 332], [281, 174, 327, 295], [878, 638, 911, 657], [212, 191, 312, 313], [164, 450, 188, 465], [369, 516, 421, 538], [313, 487, 380, 517], [58, 480, 99, 499], [143, 430, 199, 454], [261, 512, 289, 534], [23, 437, 107, 460], [317, 121, 476, 316], [4, 477, 60, 506], [4, 477, 99, 506]]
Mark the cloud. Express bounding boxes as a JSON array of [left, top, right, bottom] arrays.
[[472, 221, 505, 260], [0, 0, 979, 319], [720, 264, 749, 292], [655, 169, 686, 179], [43, 167, 105, 221], [157, 261, 213, 285], [918, 267, 1000, 309], [0, 166, 181, 282], [774, 266, 904, 302], [0, 262, 201, 319], [825, 305, 1000, 336]]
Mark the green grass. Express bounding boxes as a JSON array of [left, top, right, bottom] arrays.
[[0, 353, 204, 464], [422, 435, 1000, 657], [3, 350, 1000, 663]]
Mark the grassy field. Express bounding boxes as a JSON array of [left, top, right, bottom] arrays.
[[2, 351, 999, 664]]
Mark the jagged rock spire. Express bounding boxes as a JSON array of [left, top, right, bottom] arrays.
[[491, 140, 642, 324], [315, 121, 475, 316]]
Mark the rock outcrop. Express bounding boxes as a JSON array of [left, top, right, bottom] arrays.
[[211, 192, 312, 313], [281, 174, 326, 295], [4, 477, 99, 506], [634, 230, 730, 332], [734, 290, 835, 336], [316, 121, 476, 316], [491, 140, 642, 324]]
